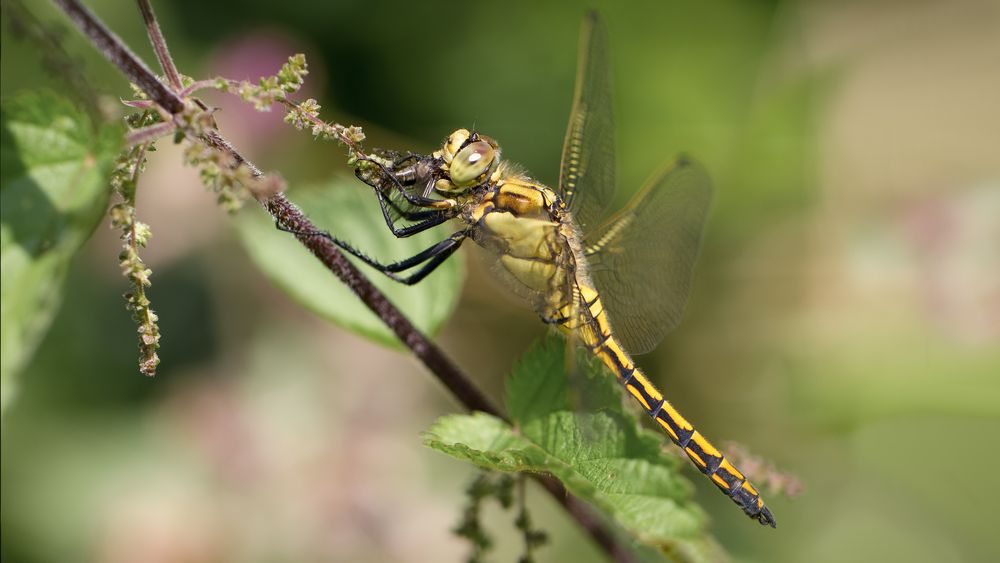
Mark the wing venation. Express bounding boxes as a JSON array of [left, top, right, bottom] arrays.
[[584, 158, 712, 355]]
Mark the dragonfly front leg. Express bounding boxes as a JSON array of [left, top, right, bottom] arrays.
[[370, 187, 459, 238], [356, 158, 456, 211]]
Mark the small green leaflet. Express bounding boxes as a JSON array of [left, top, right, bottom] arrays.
[[423, 335, 727, 562], [236, 178, 464, 348], [1, 91, 120, 413]]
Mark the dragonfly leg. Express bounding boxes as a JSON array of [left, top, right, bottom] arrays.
[[356, 159, 455, 210], [287, 227, 468, 285], [354, 158, 446, 209], [363, 168, 438, 222], [385, 233, 466, 285], [374, 188, 438, 221], [371, 188, 458, 237], [541, 313, 572, 325], [391, 180, 455, 210], [275, 204, 452, 242], [389, 152, 420, 167]]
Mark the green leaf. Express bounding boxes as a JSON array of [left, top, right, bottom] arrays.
[[235, 178, 464, 348], [424, 335, 726, 561], [0, 91, 120, 413], [506, 336, 623, 422]]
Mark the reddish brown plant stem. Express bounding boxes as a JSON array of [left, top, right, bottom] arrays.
[[53, 0, 182, 113], [136, 0, 182, 91]]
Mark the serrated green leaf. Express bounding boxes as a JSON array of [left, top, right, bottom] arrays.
[[506, 336, 623, 422], [424, 335, 726, 561], [1, 91, 120, 413], [505, 335, 571, 421], [236, 178, 464, 348]]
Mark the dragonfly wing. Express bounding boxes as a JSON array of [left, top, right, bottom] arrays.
[[584, 157, 712, 355], [560, 11, 616, 232]]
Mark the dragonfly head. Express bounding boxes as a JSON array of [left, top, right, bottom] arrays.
[[436, 128, 501, 192]]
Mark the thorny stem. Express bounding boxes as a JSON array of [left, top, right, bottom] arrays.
[[51, 1, 636, 561], [125, 119, 175, 146], [52, 0, 183, 114], [136, 0, 181, 91]]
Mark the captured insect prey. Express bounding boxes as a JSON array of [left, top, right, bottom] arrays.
[[305, 12, 775, 527]]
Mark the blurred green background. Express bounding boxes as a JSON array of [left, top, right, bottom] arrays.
[[2, 0, 998, 561]]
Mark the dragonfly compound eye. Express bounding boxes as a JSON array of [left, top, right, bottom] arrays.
[[442, 129, 472, 164], [450, 140, 498, 188]]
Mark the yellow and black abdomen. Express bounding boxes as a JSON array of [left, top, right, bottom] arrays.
[[568, 282, 776, 527]]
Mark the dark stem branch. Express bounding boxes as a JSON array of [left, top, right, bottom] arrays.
[[537, 476, 633, 562], [50, 1, 634, 561], [53, 0, 182, 113], [135, 0, 182, 91]]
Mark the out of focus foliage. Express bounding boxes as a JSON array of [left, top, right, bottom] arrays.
[[1, 91, 119, 411]]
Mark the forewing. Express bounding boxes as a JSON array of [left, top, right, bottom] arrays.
[[560, 11, 616, 232], [584, 158, 712, 355]]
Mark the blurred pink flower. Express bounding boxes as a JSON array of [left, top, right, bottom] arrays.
[[203, 30, 323, 153], [903, 184, 1000, 345]]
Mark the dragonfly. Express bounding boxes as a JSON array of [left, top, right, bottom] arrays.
[[310, 12, 775, 527]]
